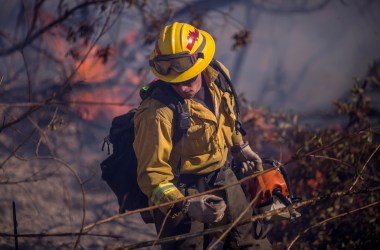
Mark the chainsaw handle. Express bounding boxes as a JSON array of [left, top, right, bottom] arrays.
[[272, 188, 292, 206]]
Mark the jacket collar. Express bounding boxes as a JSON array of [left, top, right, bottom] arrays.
[[202, 64, 219, 85]]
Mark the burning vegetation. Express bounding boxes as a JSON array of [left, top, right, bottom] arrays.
[[0, 1, 379, 249]]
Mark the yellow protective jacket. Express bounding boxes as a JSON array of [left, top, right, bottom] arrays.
[[133, 62, 243, 206]]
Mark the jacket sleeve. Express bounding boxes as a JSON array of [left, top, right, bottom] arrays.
[[133, 100, 184, 209]]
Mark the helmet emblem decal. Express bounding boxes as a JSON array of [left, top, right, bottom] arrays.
[[186, 28, 199, 51]]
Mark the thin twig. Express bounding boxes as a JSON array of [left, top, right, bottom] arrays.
[[27, 115, 54, 156], [82, 166, 278, 233], [208, 170, 271, 249], [0, 174, 51, 185], [349, 144, 380, 191], [0, 0, 117, 56], [0, 232, 123, 239], [290, 130, 367, 163], [38, 107, 59, 155], [309, 153, 380, 183], [286, 200, 380, 250], [82, 131, 374, 233], [0, 129, 37, 170], [34, 156, 86, 250], [0, 101, 130, 107], [308, 154, 354, 169], [20, 49, 32, 101], [0, 2, 120, 133], [81, 141, 374, 233], [71, 2, 126, 247], [152, 206, 173, 248], [12, 201, 18, 250], [24, 0, 44, 42], [208, 194, 257, 250], [121, 187, 380, 249]]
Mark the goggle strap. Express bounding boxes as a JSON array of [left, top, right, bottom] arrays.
[[154, 52, 190, 61]]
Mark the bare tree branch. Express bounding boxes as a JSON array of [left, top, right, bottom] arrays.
[[81, 140, 378, 232], [0, 0, 117, 57], [286, 200, 380, 250], [349, 144, 380, 191], [0, 232, 123, 239], [121, 187, 380, 249], [208, 191, 257, 249], [0, 101, 130, 107], [0, 1, 122, 133], [0, 129, 37, 170]]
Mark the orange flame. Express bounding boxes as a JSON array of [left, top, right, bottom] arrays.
[[72, 86, 132, 121], [73, 43, 117, 83], [38, 10, 141, 120]]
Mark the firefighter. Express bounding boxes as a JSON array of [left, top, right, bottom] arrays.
[[133, 22, 272, 249]]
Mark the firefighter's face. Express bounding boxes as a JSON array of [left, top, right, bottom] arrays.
[[171, 74, 202, 99]]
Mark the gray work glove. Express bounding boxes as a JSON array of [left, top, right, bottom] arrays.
[[231, 142, 263, 174], [182, 194, 226, 223]]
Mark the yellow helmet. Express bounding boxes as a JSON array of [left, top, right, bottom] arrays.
[[149, 22, 215, 83]]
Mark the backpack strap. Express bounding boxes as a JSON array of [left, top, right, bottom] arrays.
[[209, 59, 246, 136], [140, 81, 190, 145]]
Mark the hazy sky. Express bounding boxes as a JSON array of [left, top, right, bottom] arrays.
[[209, 1, 380, 112], [1, 1, 379, 114]]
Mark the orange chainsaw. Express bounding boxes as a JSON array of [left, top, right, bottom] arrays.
[[247, 159, 301, 221]]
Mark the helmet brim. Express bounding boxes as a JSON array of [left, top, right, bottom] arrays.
[[149, 30, 215, 83]]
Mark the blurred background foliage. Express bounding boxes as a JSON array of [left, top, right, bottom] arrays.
[[241, 60, 380, 249]]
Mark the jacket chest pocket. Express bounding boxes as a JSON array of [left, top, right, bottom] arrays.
[[183, 118, 215, 156]]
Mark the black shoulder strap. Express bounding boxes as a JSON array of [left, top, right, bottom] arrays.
[[209, 59, 246, 136], [141, 81, 190, 144]]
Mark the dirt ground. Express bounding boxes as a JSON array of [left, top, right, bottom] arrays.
[[0, 120, 158, 249]]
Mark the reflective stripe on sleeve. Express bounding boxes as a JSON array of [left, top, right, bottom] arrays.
[[151, 182, 178, 205]]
